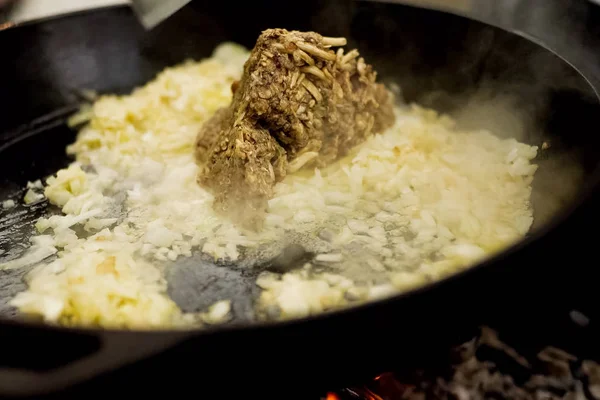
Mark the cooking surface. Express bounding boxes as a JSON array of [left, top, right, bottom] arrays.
[[0, 0, 568, 329]]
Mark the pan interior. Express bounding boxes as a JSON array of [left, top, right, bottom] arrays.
[[0, 2, 599, 329]]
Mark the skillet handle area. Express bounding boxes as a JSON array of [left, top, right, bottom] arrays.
[[0, 323, 186, 398]]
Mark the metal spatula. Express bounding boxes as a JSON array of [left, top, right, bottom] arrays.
[[130, 0, 192, 29]]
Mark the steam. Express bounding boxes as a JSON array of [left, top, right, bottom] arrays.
[[418, 84, 586, 231], [450, 89, 529, 142], [447, 0, 597, 229]]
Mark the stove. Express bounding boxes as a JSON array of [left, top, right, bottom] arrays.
[[323, 326, 600, 400]]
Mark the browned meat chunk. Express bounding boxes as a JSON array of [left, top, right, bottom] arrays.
[[196, 28, 396, 228]]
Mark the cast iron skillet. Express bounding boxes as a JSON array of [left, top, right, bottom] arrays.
[[1, 0, 600, 397]]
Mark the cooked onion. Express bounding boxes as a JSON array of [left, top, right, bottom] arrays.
[[2, 42, 538, 328]]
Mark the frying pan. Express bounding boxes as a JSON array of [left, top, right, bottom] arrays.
[[1, 0, 600, 398]]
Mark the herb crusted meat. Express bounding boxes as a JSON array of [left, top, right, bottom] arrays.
[[195, 29, 396, 228]]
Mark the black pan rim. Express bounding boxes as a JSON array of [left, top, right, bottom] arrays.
[[0, 3, 598, 336]]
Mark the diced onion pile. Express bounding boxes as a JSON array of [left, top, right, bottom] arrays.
[[0, 42, 537, 328]]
